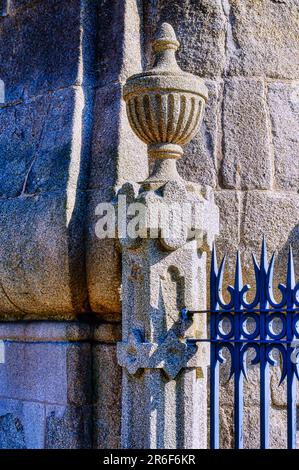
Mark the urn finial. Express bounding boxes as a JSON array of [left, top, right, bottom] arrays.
[[123, 22, 208, 187]]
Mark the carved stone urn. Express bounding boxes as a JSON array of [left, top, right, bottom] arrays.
[[123, 22, 208, 186]]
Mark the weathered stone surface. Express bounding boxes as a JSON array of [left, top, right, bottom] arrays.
[[66, 344, 92, 406], [177, 80, 221, 188], [97, 0, 143, 86], [0, 321, 92, 342], [86, 189, 122, 318], [242, 191, 299, 294], [93, 344, 121, 449], [143, 0, 226, 78], [227, 0, 299, 79], [211, 190, 241, 299], [0, 413, 26, 449], [0, 87, 88, 197], [0, 341, 91, 404], [221, 78, 272, 190], [89, 83, 147, 191], [242, 191, 299, 254], [268, 81, 299, 191], [0, 191, 86, 318], [0, 0, 82, 103], [219, 403, 290, 449], [0, 321, 123, 449], [0, 400, 44, 449], [45, 405, 92, 449], [214, 190, 241, 252], [2, 1, 42, 16], [93, 322, 121, 343], [271, 365, 299, 408]]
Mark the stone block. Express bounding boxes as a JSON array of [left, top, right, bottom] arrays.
[[0, 87, 88, 197], [89, 83, 147, 191], [0, 341, 92, 404], [97, 0, 143, 86], [268, 81, 299, 191], [221, 78, 272, 190], [242, 191, 299, 253], [86, 189, 121, 318], [0, 399, 44, 449], [0, 190, 86, 318], [93, 323, 121, 344], [218, 403, 289, 449], [270, 365, 299, 408], [0, 0, 83, 103], [228, 0, 299, 79], [242, 191, 299, 295], [3, 1, 41, 15], [211, 190, 241, 301], [0, 321, 92, 343], [177, 80, 221, 188], [45, 404, 92, 449], [93, 344, 121, 448], [143, 0, 226, 78]]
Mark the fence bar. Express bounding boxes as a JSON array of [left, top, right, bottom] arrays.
[[286, 248, 296, 449], [259, 341, 270, 449], [210, 341, 220, 449], [286, 346, 296, 449]]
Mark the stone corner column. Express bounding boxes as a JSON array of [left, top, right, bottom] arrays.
[[116, 22, 219, 449]]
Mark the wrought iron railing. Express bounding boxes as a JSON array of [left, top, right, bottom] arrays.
[[182, 238, 299, 449]]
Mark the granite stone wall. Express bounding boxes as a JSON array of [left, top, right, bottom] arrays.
[[0, 0, 298, 448], [0, 320, 121, 449], [142, 0, 299, 449]]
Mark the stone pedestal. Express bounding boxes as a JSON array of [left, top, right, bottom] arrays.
[[116, 22, 219, 450], [117, 179, 218, 449], [116, 183, 219, 448]]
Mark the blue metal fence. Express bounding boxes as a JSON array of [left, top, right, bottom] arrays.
[[183, 239, 299, 449]]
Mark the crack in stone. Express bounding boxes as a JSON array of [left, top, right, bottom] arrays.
[[0, 279, 27, 315], [221, 0, 241, 76], [263, 81, 276, 191], [20, 101, 51, 196]]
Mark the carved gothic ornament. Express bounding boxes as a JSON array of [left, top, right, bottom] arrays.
[[117, 329, 200, 379]]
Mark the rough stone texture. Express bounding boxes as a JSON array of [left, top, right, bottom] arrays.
[[0, 342, 91, 404], [0, 321, 121, 449], [86, 0, 148, 316], [0, 191, 86, 318], [93, 344, 122, 449], [0, 0, 298, 451], [211, 190, 242, 297], [242, 191, 299, 267], [218, 400, 292, 449], [86, 189, 122, 318], [221, 78, 272, 190], [227, 0, 299, 79], [0, 87, 87, 197], [0, 0, 95, 318], [268, 81, 299, 191], [0, 401, 44, 449], [143, 0, 226, 78], [0, 0, 82, 104], [177, 80, 221, 188], [45, 405, 92, 449]]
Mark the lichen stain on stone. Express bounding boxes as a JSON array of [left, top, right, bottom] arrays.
[[0, 414, 26, 449]]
